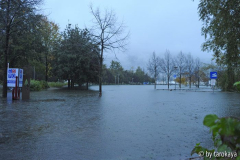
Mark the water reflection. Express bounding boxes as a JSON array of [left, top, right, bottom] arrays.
[[0, 86, 239, 160]]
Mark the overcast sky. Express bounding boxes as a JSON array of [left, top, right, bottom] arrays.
[[42, 0, 213, 70]]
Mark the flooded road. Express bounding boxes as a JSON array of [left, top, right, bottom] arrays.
[[0, 85, 239, 160]]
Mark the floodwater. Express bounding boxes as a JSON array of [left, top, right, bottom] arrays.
[[0, 85, 239, 160]]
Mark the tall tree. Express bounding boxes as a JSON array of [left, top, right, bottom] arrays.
[[175, 51, 186, 89], [53, 24, 99, 88], [89, 5, 129, 96], [159, 50, 175, 90], [39, 16, 60, 82], [197, 0, 240, 90], [0, 0, 42, 97], [194, 57, 201, 88], [185, 54, 195, 88], [147, 52, 160, 89]]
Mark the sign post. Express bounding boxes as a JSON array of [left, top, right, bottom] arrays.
[[210, 72, 217, 93], [7, 68, 23, 100]]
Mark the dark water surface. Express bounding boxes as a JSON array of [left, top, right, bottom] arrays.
[[0, 85, 240, 160]]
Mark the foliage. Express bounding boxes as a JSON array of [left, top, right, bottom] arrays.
[[0, 0, 43, 97], [30, 80, 49, 91], [234, 81, 240, 91], [197, 0, 240, 90], [192, 114, 240, 160], [53, 24, 99, 88], [48, 82, 67, 88], [102, 61, 153, 84]]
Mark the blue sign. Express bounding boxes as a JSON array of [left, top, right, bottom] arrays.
[[210, 72, 217, 79]]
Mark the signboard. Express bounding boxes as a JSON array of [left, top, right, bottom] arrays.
[[211, 79, 216, 86], [210, 72, 217, 79], [19, 69, 23, 87], [7, 68, 23, 87]]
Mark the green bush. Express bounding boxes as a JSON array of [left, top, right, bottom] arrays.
[[192, 114, 240, 160], [48, 82, 66, 88], [234, 81, 240, 91], [30, 80, 49, 91]]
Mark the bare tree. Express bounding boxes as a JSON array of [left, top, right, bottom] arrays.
[[175, 51, 186, 88], [194, 58, 201, 88], [159, 50, 175, 90], [0, 0, 42, 97], [147, 52, 160, 89], [89, 4, 129, 96], [185, 54, 195, 88]]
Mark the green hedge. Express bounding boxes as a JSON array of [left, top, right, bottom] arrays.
[[30, 80, 49, 91], [48, 82, 67, 88]]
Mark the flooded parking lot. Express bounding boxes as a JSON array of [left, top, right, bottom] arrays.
[[0, 85, 240, 160]]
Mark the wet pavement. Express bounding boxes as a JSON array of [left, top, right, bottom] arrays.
[[0, 85, 239, 160]]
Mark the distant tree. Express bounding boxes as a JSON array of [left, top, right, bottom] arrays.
[[185, 54, 195, 88], [147, 52, 160, 89], [159, 50, 175, 89], [175, 51, 186, 88], [194, 57, 201, 88], [197, 0, 240, 90], [134, 66, 145, 84], [0, 0, 42, 97], [89, 4, 129, 96], [109, 60, 123, 84]]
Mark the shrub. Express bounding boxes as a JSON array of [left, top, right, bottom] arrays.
[[48, 82, 66, 88], [30, 80, 49, 91]]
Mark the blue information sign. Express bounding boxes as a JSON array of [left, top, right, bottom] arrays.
[[210, 72, 217, 79]]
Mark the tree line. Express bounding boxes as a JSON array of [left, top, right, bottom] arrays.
[[102, 60, 154, 85], [0, 0, 129, 97], [147, 50, 209, 90]]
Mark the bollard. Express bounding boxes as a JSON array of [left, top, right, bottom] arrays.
[[12, 76, 20, 100]]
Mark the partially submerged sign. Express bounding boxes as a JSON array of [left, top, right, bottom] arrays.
[[7, 68, 23, 87], [211, 79, 216, 86]]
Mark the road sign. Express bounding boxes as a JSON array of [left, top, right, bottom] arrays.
[[173, 74, 176, 79], [211, 79, 216, 86], [7, 68, 23, 87], [210, 72, 217, 79]]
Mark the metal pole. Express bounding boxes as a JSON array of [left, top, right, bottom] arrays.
[[115, 76, 116, 84]]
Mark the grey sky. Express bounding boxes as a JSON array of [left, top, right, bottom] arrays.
[[43, 0, 213, 70]]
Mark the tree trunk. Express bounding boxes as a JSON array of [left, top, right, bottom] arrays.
[[189, 77, 191, 88], [154, 76, 156, 89], [45, 55, 48, 82], [71, 80, 74, 88], [167, 76, 170, 89], [86, 81, 89, 90], [179, 74, 182, 89], [2, 1, 10, 98], [198, 76, 200, 88], [99, 46, 103, 97], [68, 79, 70, 89]]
